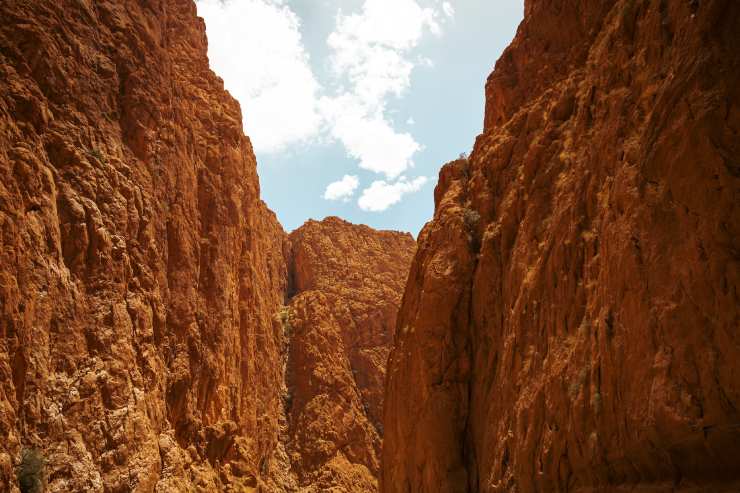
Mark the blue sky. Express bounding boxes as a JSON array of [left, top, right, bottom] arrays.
[[196, 0, 523, 235]]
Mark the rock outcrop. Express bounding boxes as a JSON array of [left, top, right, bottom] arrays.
[[281, 217, 415, 491], [0, 0, 291, 490], [0, 1, 415, 492], [383, 0, 740, 491]]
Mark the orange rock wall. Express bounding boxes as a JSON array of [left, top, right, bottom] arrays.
[[0, 1, 290, 490], [284, 217, 416, 491], [383, 0, 740, 491], [0, 5, 415, 491]]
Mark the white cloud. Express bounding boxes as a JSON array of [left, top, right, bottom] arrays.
[[321, 0, 448, 181], [406, 116, 415, 125], [323, 175, 359, 201], [442, 2, 455, 18], [358, 176, 428, 211], [321, 95, 420, 179], [327, 0, 441, 104], [417, 56, 434, 68], [198, 0, 450, 212], [196, 0, 322, 153]]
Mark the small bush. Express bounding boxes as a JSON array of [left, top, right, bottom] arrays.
[[591, 391, 603, 414], [85, 147, 106, 164], [463, 208, 480, 230], [17, 448, 45, 493], [568, 368, 589, 400], [277, 306, 292, 336], [457, 154, 471, 179]]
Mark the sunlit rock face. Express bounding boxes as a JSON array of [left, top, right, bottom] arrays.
[[0, 0, 293, 490], [4, 0, 738, 491], [382, 0, 740, 491], [0, 1, 417, 491], [279, 217, 416, 491]]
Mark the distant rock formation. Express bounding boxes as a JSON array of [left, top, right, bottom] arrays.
[[382, 0, 740, 491], [280, 217, 415, 491]]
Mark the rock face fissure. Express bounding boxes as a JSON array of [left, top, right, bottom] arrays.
[[382, 0, 740, 492], [0, 1, 414, 492]]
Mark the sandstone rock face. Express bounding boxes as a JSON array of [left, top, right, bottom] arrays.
[[0, 1, 291, 490], [282, 217, 416, 491], [383, 1, 740, 492], [0, 3, 416, 492]]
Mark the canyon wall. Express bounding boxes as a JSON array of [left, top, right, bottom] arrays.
[[383, 0, 740, 491], [0, 1, 415, 492], [0, 0, 291, 490], [280, 217, 415, 491]]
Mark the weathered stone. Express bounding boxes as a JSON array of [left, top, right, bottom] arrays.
[[383, 1, 740, 491], [0, 1, 288, 490], [283, 217, 415, 491]]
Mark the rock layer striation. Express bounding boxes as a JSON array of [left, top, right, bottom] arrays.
[[383, 0, 740, 491]]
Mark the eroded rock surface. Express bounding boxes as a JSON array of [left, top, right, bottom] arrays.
[[383, 0, 740, 491], [283, 217, 416, 491], [0, 3, 417, 492], [0, 0, 288, 490]]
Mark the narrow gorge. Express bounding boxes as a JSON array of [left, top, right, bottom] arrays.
[[1, 0, 738, 492]]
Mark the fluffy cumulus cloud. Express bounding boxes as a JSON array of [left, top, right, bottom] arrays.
[[327, 0, 441, 105], [358, 176, 428, 212], [323, 0, 447, 183], [196, 0, 322, 153], [442, 1, 455, 18], [198, 0, 452, 212], [321, 95, 420, 179], [323, 175, 359, 201]]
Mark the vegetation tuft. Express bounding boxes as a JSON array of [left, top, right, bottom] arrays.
[[85, 147, 106, 164], [463, 208, 480, 230], [17, 448, 45, 493], [278, 306, 293, 337]]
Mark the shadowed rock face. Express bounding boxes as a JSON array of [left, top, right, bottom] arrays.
[[0, 1, 416, 492], [282, 217, 416, 492], [382, 0, 740, 492]]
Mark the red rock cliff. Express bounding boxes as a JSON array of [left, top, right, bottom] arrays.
[[0, 1, 291, 490], [383, 0, 740, 491], [0, 5, 415, 491], [280, 217, 416, 491]]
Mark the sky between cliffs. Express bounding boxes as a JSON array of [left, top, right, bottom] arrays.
[[196, 0, 523, 235]]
